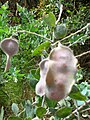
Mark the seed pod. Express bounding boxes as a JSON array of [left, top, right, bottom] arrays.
[[35, 43, 78, 101], [54, 24, 67, 39], [0, 37, 19, 72]]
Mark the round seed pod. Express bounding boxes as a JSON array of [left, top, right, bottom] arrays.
[[54, 24, 67, 39], [0, 37, 19, 72]]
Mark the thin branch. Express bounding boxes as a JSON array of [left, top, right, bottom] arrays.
[[81, 108, 90, 113], [52, 23, 90, 46], [15, 30, 52, 42], [52, 4, 63, 43], [61, 23, 90, 41], [14, 24, 90, 47], [73, 100, 80, 120], [14, 25, 90, 58], [41, 95, 46, 107], [55, 4, 63, 25], [64, 99, 90, 120], [18, 108, 26, 117], [76, 50, 90, 58], [69, 35, 89, 47]]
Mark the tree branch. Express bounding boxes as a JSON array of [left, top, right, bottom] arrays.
[[64, 99, 90, 120], [81, 108, 90, 113], [76, 50, 90, 58], [73, 100, 80, 120], [14, 23, 90, 46], [52, 23, 90, 46], [15, 30, 52, 42], [55, 4, 63, 25]]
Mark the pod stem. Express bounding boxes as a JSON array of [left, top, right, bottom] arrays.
[[5, 55, 11, 72]]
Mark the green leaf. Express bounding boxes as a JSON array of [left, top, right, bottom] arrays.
[[11, 103, 19, 116], [30, 79, 38, 89], [43, 12, 56, 27], [36, 107, 47, 118], [77, 100, 85, 106], [49, 108, 57, 114], [17, 4, 23, 12], [0, 106, 4, 120], [0, 29, 5, 33], [69, 85, 87, 101], [0, 27, 8, 33], [0, 9, 4, 14], [8, 117, 22, 120], [32, 41, 51, 56], [30, 68, 40, 79], [46, 97, 57, 108], [67, 10, 71, 13], [70, 85, 80, 93], [56, 107, 72, 118], [25, 100, 34, 118], [1, 5, 8, 10]]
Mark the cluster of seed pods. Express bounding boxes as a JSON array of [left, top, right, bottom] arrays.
[[0, 37, 77, 101]]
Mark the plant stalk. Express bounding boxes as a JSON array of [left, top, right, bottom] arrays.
[[5, 55, 11, 72]]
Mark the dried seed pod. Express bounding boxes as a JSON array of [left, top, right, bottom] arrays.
[[45, 44, 77, 101], [35, 59, 48, 97], [36, 43, 78, 101], [0, 37, 19, 72]]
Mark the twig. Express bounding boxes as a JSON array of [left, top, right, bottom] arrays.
[[73, 100, 80, 120], [55, 4, 63, 25], [52, 23, 90, 46], [81, 108, 90, 113], [60, 23, 90, 41], [18, 108, 26, 117], [14, 24, 90, 47], [76, 50, 90, 58], [52, 4, 63, 42], [41, 95, 45, 107], [15, 30, 52, 42], [64, 99, 90, 120], [69, 34, 89, 47]]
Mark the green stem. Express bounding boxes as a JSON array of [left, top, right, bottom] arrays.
[[5, 55, 11, 72]]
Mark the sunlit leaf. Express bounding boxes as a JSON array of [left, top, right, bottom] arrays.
[[32, 41, 51, 56], [77, 100, 85, 106], [0, 9, 4, 14], [1, 4, 8, 10], [0, 29, 5, 33], [69, 85, 87, 101], [43, 12, 56, 27]]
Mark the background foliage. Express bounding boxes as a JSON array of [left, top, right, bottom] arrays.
[[0, 0, 90, 119]]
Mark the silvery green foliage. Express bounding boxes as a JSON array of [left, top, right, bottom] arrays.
[[11, 103, 19, 116], [0, 106, 4, 120]]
